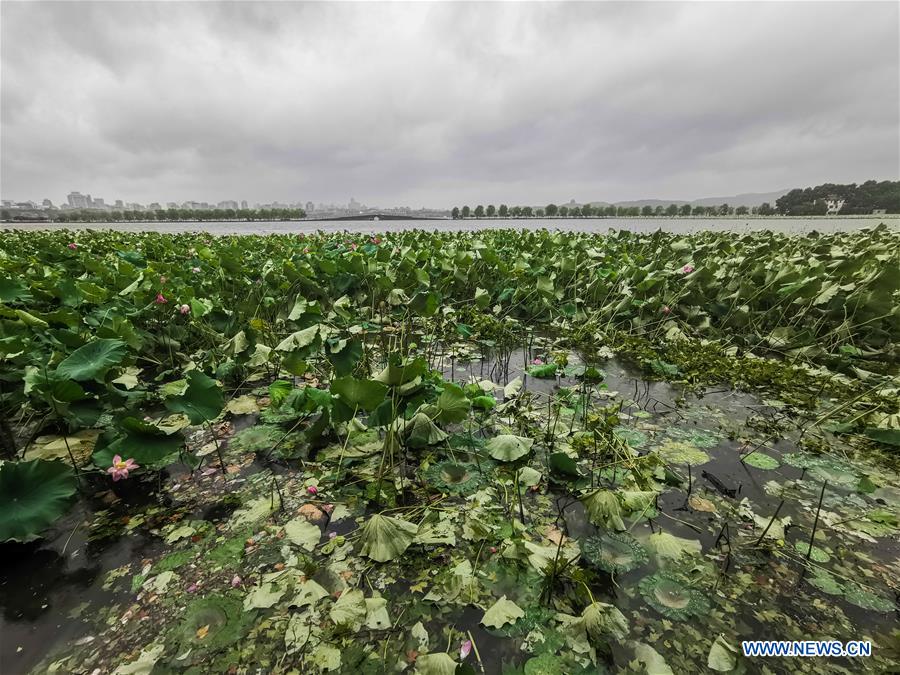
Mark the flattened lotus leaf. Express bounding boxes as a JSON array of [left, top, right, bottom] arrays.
[[707, 635, 738, 672], [581, 531, 648, 574], [645, 531, 702, 562], [481, 595, 525, 629], [243, 582, 285, 610], [365, 596, 391, 630], [284, 517, 321, 552], [580, 489, 625, 530], [289, 579, 329, 608], [113, 643, 164, 675], [0, 459, 77, 542], [358, 513, 418, 562], [330, 588, 366, 627], [402, 412, 448, 449], [311, 643, 341, 671], [639, 573, 709, 620], [581, 601, 629, 640], [486, 434, 534, 462], [415, 652, 458, 675], [632, 642, 674, 675], [284, 612, 313, 654], [228, 425, 282, 454], [56, 338, 127, 381]]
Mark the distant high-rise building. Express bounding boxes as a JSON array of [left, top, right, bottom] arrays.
[[67, 191, 89, 208], [91, 197, 106, 209], [115, 199, 124, 208], [218, 200, 239, 210], [42, 199, 53, 208], [306, 201, 314, 213], [166, 202, 178, 209], [241, 200, 248, 210], [148, 202, 161, 210]]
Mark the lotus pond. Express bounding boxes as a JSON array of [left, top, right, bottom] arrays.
[[1, 226, 898, 674]]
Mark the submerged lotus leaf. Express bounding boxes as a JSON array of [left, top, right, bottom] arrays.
[[481, 595, 525, 629], [284, 517, 321, 551], [243, 582, 285, 610], [176, 596, 252, 653], [486, 434, 534, 462], [742, 452, 780, 470], [656, 440, 711, 466], [228, 424, 282, 454], [580, 489, 625, 530], [581, 601, 629, 640], [358, 513, 418, 562], [0, 459, 77, 542], [793, 540, 830, 562], [842, 584, 895, 612], [639, 573, 710, 620], [668, 428, 721, 448], [581, 531, 648, 574], [424, 461, 485, 494], [614, 427, 649, 449]]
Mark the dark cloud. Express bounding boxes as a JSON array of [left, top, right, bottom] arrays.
[[2, 1, 898, 207]]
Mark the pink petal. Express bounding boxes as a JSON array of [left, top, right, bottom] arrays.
[[460, 640, 472, 659], [112, 455, 122, 465]]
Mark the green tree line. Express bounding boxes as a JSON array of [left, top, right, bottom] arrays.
[[775, 180, 900, 216], [451, 202, 774, 218]]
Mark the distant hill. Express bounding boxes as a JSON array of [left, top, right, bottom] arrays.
[[600, 189, 789, 209]]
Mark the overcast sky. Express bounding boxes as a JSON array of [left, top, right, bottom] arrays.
[[2, 1, 898, 208]]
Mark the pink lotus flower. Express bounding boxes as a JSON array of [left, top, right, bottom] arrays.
[[532, 358, 544, 365], [186, 582, 199, 593], [231, 575, 242, 588], [191, 266, 201, 274], [155, 293, 167, 304], [303, 247, 310, 254], [350, 243, 358, 251], [108, 455, 139, 481], [67, 242, 78, 250], [681, 264, 694, 274], [460, 640, 472, 660], [307, 485, 318, 495], [662, 305, 671, 314], [370, 237, 381, 245], [328, 531, 337, 539], [489, 546, 498, 554], [179, 304, 190, 315]]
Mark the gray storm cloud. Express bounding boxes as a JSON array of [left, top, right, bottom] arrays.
[[2, 1, 898, 207]]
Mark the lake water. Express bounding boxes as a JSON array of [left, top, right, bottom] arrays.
[[3, 216, 896, 235]]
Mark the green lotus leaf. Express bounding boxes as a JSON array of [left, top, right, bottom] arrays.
[[793, 540, 830, 562], [401, 412, 449, 448], [581, 531, 648, 574], [581, 600, 629, 640], [842, 584, 895, 612], [435, 382, 471, 423], [527, 363, 557, 378], [486, 434, 534, 462], [55, 338, 127, 381], [374, 356, 427, 386], [92, 418, 184, 469], [330, 376, 388, 411], [164, 370, 225, 425], [283, 517, 321, 552], [580, 489, 625, 530], [0, 459, 77, 542], [358, 513, 418, 562]]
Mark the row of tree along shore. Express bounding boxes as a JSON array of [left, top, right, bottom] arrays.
[[451, 203, 776, 218], [450, 181, 900, 219]]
